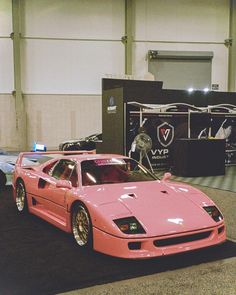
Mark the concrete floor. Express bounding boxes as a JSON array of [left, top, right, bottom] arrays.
[[60, 257, 236, 295], [60, 185, 236, 295]]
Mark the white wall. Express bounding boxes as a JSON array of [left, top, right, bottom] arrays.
[[21, 0, 124, 40], [134, 0, 229, 42], [0, 0, 232, 150], [0, 1, 15, 150], [0, 39, 14, 93], [21, 40, 124, 94], [133, 0, 229, 91], [0, 95, 18, 149], [0, 0, 124, 150], [21, 0, 125, 94], [25, 95, 102, 149], [0, 0, 13, 93]]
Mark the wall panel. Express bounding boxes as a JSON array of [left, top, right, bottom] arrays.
[[0, 39, 14, 93], [0, 95, 17, 149], [21, 40, 124, 94], [0, 0, 13, 93], [0, 0, 12, 35], [21, 0, 124, 39], [25, 94, 102, 149], [134, 0, 229, 42], [133, 0, 229, 91]]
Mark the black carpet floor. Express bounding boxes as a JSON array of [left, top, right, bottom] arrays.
[[1, 187, 236, 295]]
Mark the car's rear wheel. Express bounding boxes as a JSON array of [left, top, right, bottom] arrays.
[[0, 170, 7, 188], [16, 180, 28, 213], [72, 204, 93, 248]]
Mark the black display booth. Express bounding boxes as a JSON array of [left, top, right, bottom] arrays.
[[99, 78, 236, 176]]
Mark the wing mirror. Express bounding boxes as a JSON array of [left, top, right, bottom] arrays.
[[56, 180, 72, 189], [162, 172, 172, 182]]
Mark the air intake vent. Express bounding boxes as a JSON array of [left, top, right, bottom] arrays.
[[154, 231, 212, 247]]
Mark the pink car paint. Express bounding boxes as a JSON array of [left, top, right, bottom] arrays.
[[13, 151, 226, 259]]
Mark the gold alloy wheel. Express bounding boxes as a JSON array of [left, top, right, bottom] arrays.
[[16, 181, 26, 212], [72, 205, 90, 246]]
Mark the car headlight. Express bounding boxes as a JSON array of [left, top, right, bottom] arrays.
[[203, 206, 223, 222], [113, 216, 146, 234]]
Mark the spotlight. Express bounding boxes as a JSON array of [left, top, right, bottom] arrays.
[[188, 88, 194, 93], [203, 87, 209, 93]]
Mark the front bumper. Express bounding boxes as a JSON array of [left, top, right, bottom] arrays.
[[93, 223, 226, 259]]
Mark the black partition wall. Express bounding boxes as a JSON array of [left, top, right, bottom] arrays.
[[99, 78, 236, 171], [101, 78, 163, 155]]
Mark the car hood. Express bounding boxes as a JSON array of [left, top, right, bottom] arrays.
[[82, 181, 217, 236]]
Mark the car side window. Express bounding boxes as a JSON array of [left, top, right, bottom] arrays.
[[43, 160, 59, 175], [51, 159, 78, 187]]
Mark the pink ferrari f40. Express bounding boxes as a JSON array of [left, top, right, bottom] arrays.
[[12, 151, 226, 259]]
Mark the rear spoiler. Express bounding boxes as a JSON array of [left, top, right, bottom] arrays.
[[15, 150, 96, 167]]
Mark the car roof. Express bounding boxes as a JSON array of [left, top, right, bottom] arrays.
[[61, 153, 128, 162], [18, 152, 129, 169]]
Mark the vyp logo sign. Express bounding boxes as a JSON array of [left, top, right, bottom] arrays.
[[157, 122, 174, 147]]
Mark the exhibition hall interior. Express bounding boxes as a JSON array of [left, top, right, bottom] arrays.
[[0, 1, 236, 294]]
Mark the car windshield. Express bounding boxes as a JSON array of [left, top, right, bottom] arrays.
[[81, 158, 157, 186]]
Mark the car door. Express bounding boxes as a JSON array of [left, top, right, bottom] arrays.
[[39, 159, 78, 224]]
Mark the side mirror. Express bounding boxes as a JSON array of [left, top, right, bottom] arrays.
[[162, 172, 172, 182], [56, 179, 72, 189]]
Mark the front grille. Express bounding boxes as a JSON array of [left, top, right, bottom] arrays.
[[154, 231, 212, 247]]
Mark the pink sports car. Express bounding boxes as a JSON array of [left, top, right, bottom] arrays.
[[12, 151, 226, 259]]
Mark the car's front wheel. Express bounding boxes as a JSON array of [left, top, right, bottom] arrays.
[[72, 204, 93, 248], [16, 180, 28, 213]]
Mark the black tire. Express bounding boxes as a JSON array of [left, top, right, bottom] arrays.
[[15, 180, 28, 213], [0, 170, 7, 189], [72, 204, 93, 249]]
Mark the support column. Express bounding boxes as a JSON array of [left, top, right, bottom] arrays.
[[124, 0, 133, 75], [12, 0, 27, 150], [228, 0, 236, 91]]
